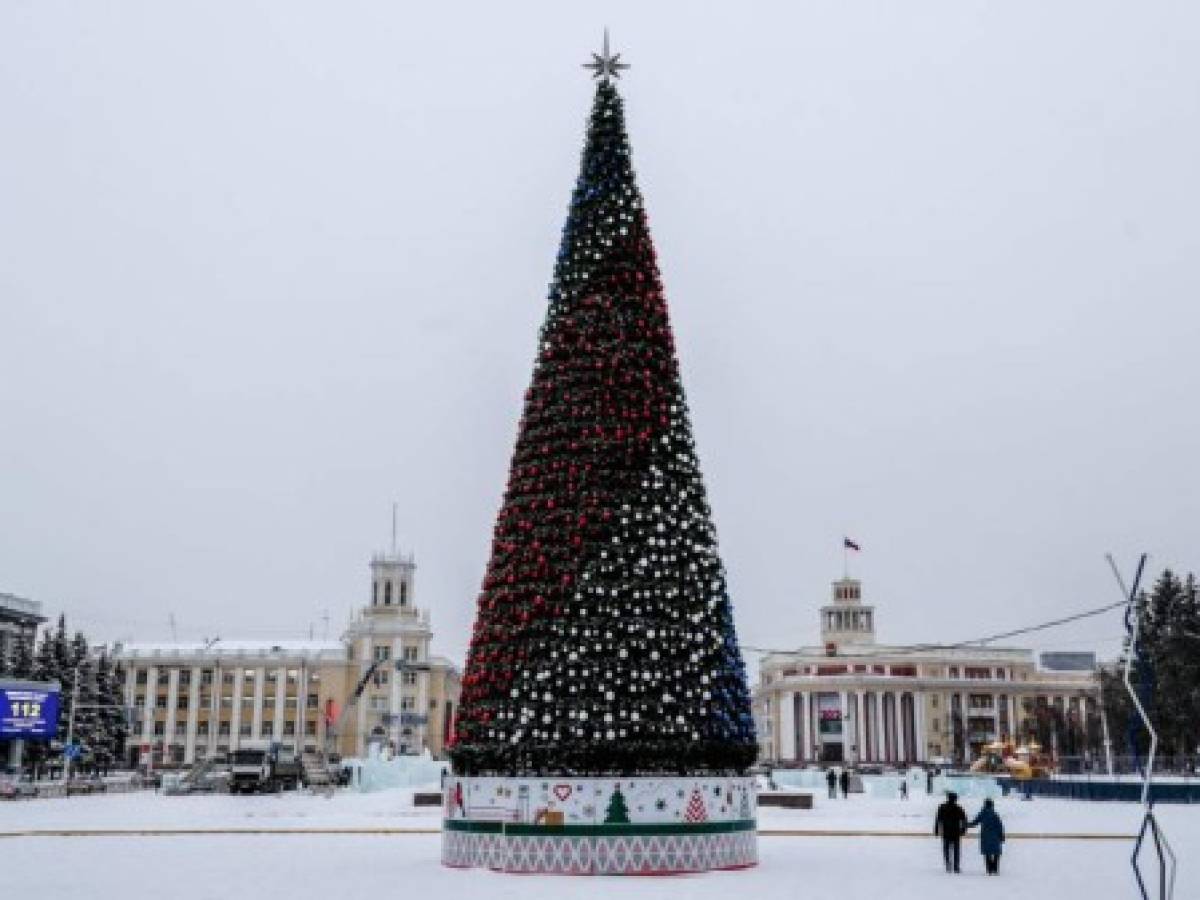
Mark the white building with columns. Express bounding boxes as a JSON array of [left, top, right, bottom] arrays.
[[113, 547, 460, 769], [753, 577, 1098, 766]]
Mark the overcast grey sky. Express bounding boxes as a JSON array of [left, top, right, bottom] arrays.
[[2, 2, 1198, 673]]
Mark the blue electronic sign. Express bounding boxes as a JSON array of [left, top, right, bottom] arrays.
[[0, 685, 60, 739]]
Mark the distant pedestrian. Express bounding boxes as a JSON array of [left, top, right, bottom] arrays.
[[900, 780, 908, 800], [926, 769, 934, 795], [934, 791, 968, 873], [826, 768, 837, 799], [839, 769, 850, 799], [968, 798, 1006, 875]]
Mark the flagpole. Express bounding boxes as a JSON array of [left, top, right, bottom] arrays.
[[843, 541, 848, 580]]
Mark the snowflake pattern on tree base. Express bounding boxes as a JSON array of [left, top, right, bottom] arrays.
[[442, 775, 758, 875]]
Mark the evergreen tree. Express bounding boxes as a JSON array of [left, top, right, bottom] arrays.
[[69, 632, 99, 772], [450, 78, 755, 777], [604, 784, 630, 824], [1099, 568, 1200, 763], [10, 631, 35, 680], [92, 652, 128, 772]]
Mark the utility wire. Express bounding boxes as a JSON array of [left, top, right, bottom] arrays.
[[744, 598, 1131, 658]]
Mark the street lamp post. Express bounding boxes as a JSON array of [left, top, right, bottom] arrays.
[[394, 659, 431, 755]]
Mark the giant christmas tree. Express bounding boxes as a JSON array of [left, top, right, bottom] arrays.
[[449, 44, 755, 781]]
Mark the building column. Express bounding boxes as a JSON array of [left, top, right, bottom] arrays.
[[838, 690, 849, 763], [209, 663, 221, 758], [957, 692, 966, 762], [163, 669, 179, 761], [141, 666, 156, 746], [854, 690, 865, 764], [230, 668, 244, 751], [913, 693, 925, 762], [273, 667, 286, 744], [871, 693, 882, 762], [779, 690, 796, 762], [800, 692, 810, 762], [250, 668, 264, 740], [184, 666, 200, 764], [893, 691, 903, 762]]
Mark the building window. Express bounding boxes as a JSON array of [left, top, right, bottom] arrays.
[[401, 697, 415, 711], [153, 722, 165, 736], [964, 667, 991, 680], [283, 721, 296, 737], [403, 646, 419, 662], [403, 671, 417, 686], [219, 722, 231, 737], [223, 672, 235, 686], [176, 696, 188, 711], [264, 693, 276, 706], [373, 582, 378, 606], [374, 645, 391, 662], [305, 721, 317, 736], [156, 696, 168, 709], [286, 669, 299, 686], [306, 693, 319, 709], [239, 723, 252, 737], [265, 670, 278, 685], [995, 668, 1007, 680], [262, 721, 274, 737], [243, 668, 256, 681], [374, 670, 389, 687], [890, 665, 917, 677], [400, 582, 408, 606], [136, 669, 148, 686], [179, 670, 191, 687], [948, 667, 959, 679], [201, 669, 214, 686], [174, 722, 187, 737], [197, 721, 210, 737], [157, 670, 170, 686], [385, 582, 392, 605]]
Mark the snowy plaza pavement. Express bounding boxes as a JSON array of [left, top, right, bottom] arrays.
[[1, 788, 1195, 898]]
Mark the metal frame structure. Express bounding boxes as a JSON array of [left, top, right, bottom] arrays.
[[1107, 553, 1177, 900]]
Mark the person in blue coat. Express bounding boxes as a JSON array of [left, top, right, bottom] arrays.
[[968, 798, 1006, 874]]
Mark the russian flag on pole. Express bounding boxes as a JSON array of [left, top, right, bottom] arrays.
[[844, 538, 861, 552]]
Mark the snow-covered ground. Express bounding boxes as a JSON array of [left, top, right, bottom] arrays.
[[1, 787, 1194, 898]]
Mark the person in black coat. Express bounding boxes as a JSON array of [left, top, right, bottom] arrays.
[[934, 791, 968, 873], [838, 768, 850, 799], [825, 768, 837, 799]]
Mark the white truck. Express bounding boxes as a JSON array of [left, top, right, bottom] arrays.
[[228, 741, 302, 794]]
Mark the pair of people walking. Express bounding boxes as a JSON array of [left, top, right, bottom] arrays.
[[825, 768, 851, 799], [934, 793, 1005, 875]]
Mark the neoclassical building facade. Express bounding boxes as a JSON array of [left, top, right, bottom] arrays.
[[115, 548, 460, 768], [752, 578, 1098, 766]]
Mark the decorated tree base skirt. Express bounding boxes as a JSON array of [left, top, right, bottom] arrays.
[[441, 775, 758, 875]]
